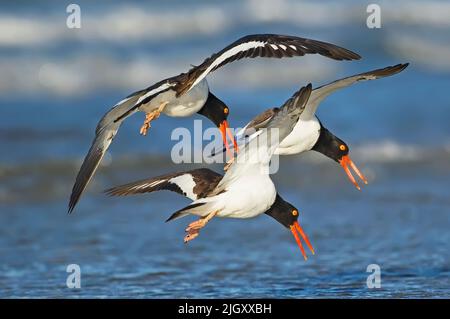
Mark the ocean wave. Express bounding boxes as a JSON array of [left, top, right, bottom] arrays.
[[0, 140, 447, 176], [0, 140, 448, 204], [0, 5, 229, 47], [352, 140, 428, 162], [1, 1, 449, 48], [385, 33, 450, 72], [1, 0, 449, 96], [295, 140, 449, 164]]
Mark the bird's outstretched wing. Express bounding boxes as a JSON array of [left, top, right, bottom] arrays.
[[213, 63, 409, 158], [177, 34, 361, 95], [105, 168, 222, 201], [209, 107, 279, 158], [265, 83, 312, 141], [113, 78, 177, 123], [68, 93, 145, 213], [214, 84, 312, 193], [302, 63, 409, 119]]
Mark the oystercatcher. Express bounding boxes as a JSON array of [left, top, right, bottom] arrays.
[[68, 34, 360, 213], [105, 84, 314, 259], [218, 63, 408, 190], [106, 169, 314, 260]]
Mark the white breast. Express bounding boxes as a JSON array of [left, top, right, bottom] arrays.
[[163, 79, 209, 117], [275, 115, 321, 155], [215, 173, 276, 219]]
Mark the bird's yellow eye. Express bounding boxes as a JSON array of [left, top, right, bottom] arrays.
[[339, 144, 346, 151], [224, 107, 229, 114], [292, 210, 298, 216]]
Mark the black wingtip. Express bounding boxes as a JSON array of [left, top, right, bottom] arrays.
[[302, 83, 313, 101], [103, 187, 115, 197], [298, 83, 313, 99], [337, 45, 361, 61], [336, 50, 361, 61], [67, 182, 85, 215], [308, 38, 361, 61], [349, 51, 362, 60], [67, 204, 75, 214], [390, 63, 409, 72], [67, 186, 81, 214], [67, 143, 105, 215], [399, 62, 409, 70], [371, 63, 410, 78], [67, 191, 79, 214], [394, 63, 409, 74]]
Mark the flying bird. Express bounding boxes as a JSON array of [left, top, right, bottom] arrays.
[[106, 169, 314, 260], [105, 84, 315, 259], [68, 34, 360, 213], [215, 63, 409, 190]]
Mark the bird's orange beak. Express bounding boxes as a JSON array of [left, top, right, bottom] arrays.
[[339, 155, 368, 191], [219, 120, 238, 157], [290, 221, 314, 261]]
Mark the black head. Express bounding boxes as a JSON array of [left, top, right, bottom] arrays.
[[198, 92, 238, 153], [265, 194, 299, 229], [312, 126, 349, 163], [197, 92, 230, 127], [312, 125, 368, 190], [265, 194, 315, 260]]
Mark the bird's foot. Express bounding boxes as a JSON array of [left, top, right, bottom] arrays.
[[139, 123, 150, 136], [184, 231, 200, 243], [185, 218, 207, 233], [183, 210, 219, 244], [184, 218, 208, 243], [139, 113, 155, 136], [139, 102, 168, 136]]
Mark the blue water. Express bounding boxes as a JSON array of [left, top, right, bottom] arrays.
[[0, 1, 449, 298]]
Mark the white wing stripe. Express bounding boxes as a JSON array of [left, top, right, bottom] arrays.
[[147, 179, 166, 188], [114, 96, 132, 107], [137, 83, 175, 105], [169, 174, 197, 200], [128, 179, 166, 192], [191, 40, 266, 88]]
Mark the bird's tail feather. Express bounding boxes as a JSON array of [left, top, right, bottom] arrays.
[[165, 202, 207, 222]]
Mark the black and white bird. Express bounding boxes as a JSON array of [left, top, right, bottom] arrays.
[[68, 34, 360, 213], [105, 84, 315, 259], [216, 63, 409, 190], [105, 168, 314, 260]]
